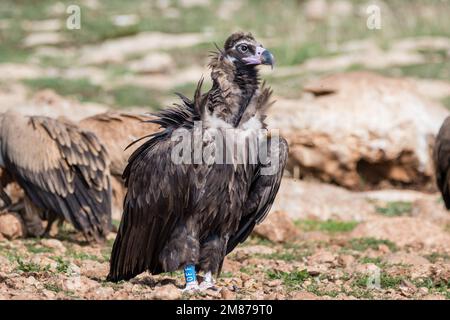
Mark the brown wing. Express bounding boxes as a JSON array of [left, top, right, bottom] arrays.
[[79, 112, 161, 177], [434, 116, 450, 209], [1, 112, 111, 241]]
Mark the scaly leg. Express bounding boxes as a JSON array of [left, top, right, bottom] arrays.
[[199, 271, 216, 290]]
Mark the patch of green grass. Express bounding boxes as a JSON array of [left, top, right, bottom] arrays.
[[44, 283, 62, 293], [353, 272, 403, 290], [260, 248, 311, 262], [375, 201, 412, 217], [239, 266, 256, 275], [271, 42, 329, 66], [413, 277, 450, 299], [424, 252, 450, 263], [306, 282, 340, 298], [25, 244, 54, 254], [358, 256, 385, 267], [68, 250, 101, 261], [220, 271, 233, 278], [378, 61, 450, 81], [442, 96, 450, 111], [15, 258, 49, 273], [266, 268, 310, 290], [109, 85, 160, 108], [295, 219, 359, 233], [23, 77, 102, 102], [347, 237, 398, 252], [53, 256, 71, 274]]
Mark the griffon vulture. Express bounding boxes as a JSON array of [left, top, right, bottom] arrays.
[[0, 111, 112, 242], [108, 32, 288, 291], [79, 112, 160, 219]]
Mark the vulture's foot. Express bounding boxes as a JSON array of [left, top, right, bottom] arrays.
[[181, 281, 200, 292], [199, 271, 217, 291]]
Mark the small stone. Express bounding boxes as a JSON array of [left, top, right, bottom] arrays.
[[40, 239, 66, 253], [220, 287, 235, 299], [0, 212, 24, 239], [338, 254, 355, 268], [151, 284, 181, 300], [267, 280, 282, 287]]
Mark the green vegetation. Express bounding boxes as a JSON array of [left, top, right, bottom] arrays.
[[442, 96, 450, 110], [109, 85, 159, 108], [295, 219, 359, 233], [23, 77, 102, 102], [424, 252, 450, 263], [260, 249, 311, 262], [266, 268, 310, 290], [53, 256, 71, 274], [375, 201, 412, 217], [15, 258, 50, 273], [353, 272, 403, 290], [347, 237, 398, 252]]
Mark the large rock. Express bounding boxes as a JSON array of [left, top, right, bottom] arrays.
[[253, 210, 299, 243], [272, 178, 375, 221], [268, 72, 449, 189]]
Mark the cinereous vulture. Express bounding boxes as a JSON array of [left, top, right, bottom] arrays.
[[108, 32, 288, 291], [0, 111, 112, 242]]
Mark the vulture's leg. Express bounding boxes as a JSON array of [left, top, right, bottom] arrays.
[[159, 219, 200, 291], [198, 235, 227, 290], [0, 187, 12, 211], [22, 197, 45, 237], [43, 211, 58, 238]]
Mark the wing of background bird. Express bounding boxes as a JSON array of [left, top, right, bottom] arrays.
[[434, 119, 450, 209], [226, 137, 288, 254], [4, 115, 111, 240], [79, 112, 160, 176], [108, 131, 193, 281]]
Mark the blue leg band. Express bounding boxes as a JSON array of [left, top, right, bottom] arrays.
[[184, 264, 197, 284]]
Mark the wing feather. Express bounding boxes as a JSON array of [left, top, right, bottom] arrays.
[[1, 113, 111, 241]]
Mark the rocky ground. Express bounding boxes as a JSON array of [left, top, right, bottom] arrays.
[[1, 0, 450, 300], [1, 179, 450, 300]]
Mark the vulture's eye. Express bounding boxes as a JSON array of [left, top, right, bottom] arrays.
[[238, 44, 249, 53]]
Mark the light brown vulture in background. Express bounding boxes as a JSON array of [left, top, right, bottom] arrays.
[[0, 111, 112, 242], [79, 112, 160, 218], [434, 116, 450, 209]]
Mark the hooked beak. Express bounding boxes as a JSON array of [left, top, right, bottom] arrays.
[[242, 46, 275, 68]]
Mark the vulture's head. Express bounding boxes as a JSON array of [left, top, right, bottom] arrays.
[[222, 32, 274, 69]]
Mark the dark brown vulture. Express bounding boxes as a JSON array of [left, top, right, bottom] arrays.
[[79, 112, 160, 218], [108, 32, 288, 291], [0, 111, 112, 242], [434, 116, 450, 208]]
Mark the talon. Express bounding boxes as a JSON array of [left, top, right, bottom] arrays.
[[181, 281, 200, 292]]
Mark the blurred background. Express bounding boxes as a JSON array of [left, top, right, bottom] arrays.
[[1, 0, 450, 300]]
